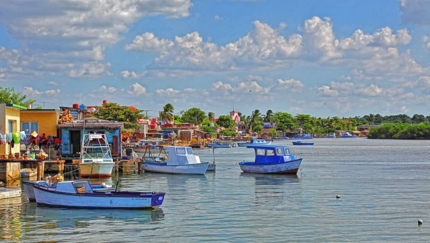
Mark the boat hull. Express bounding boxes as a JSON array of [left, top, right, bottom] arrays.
[[239, 159, 302, 174], [33, 186, 165, 209], [79, 162, 114, 178], [141, 161, 209, 175], [23, 181, 48, 202]]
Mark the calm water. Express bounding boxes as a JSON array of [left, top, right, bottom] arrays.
[[1, 138, 430, 242]]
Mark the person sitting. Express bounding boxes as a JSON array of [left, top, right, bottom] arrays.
[[39, 133, 48, 148]]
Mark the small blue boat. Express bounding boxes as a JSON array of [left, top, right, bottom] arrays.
[[237, 138, 271, 147], [292, 141, 314, 146], [238, 145, 302, 174]]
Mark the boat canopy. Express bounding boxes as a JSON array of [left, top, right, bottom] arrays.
[[164, 146, 201, 165], [247, 145, 296, 164]]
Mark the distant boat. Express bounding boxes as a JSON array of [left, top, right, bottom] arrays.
[[237, 138, 271, 147], [294, 134, 313, 139], [32, 180, 165, 209], [140, 146, 209, 175], [292, 141, 314, 146], [238, 145, 302, 174], [339, 132, 353, 138], [207, 140, 234, 148]]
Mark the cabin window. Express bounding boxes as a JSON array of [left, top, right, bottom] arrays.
[[256, 148, 265, 156], [284, 148, 290, 155], [276, 148, 283, 155], [186, 147, 193, 155], [266, 149, 275, 156], [176, 147, 186, 155]]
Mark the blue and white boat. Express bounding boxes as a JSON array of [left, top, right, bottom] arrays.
[[22, 180, 115, 202], [32, 180, 165, 209], [207, 140, 233, 148], [140, 146, 209, 174], [237, 138, 271, 147], [238, 145, 303, 174], [292, 141, 314, 146], [339, 132, 354, 138]]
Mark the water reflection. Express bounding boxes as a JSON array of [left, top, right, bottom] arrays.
[[240, 173, 301, 206], [0, 196, 25, 241]]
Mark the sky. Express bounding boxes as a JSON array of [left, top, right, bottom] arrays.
[[1, 0, 430, 119]]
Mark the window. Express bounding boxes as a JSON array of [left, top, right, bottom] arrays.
[[276, 148, 283, 155], [284, 148, 290, 155], [266, 149, 275, 156], [176, 147, 186, 155], [8, 120, 17, 133], [256, 149, 265, 156], [21, 122, 39, 135]]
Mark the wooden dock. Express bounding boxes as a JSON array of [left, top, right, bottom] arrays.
[[0, 159, 44, 186]]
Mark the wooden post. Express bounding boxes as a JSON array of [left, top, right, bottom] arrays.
[[37, 160, 45, 180]]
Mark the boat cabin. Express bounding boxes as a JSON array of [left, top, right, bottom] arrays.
[[248, 145, 297, 164], [54, 180, 95, 194], [165, 146, 201, 165]]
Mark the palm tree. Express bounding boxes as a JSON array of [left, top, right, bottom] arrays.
[[159, 103, 174, 124], [208, 112, 215, 123], [264, 109, 273, 122]]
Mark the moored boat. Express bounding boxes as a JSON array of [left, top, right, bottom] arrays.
[[292, 141, 314, 146], [32, 180, 165, 209], [140, 146, 209, 175], [78, 133, 115, 178], [22, 179, 115, 202], [237, 138, 271, 147], [238, 145, 302, 174]]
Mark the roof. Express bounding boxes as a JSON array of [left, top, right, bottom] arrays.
[[57, 118, 123, 129]]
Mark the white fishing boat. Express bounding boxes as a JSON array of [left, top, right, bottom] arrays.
[[140, 146, 209, 175], [78, 133, 115, 178], [32, 180, 166, 209]]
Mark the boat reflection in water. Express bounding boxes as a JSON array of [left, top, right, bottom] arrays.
[[240, 173, 302, 206], [16, 202, 164, 242]]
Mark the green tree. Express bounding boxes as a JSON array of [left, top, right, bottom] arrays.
[[216, 115, 235, 129], [159, 103, 174, 123], [181, 107, 207, 124], [0, 86, 35, 107], [92, 102, 144, 132]]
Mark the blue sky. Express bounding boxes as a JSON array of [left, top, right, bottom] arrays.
[[1, 0, 430, 119]]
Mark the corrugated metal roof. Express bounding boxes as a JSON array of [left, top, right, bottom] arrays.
[[57, 118, 123, 128]]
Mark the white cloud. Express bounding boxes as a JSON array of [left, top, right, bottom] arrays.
[[273, 79, 304, 93], [317, 85, 338, 97], [127, 83, 146, 96], [126, 20, 302, 71], [19, 86, 60, 97], [96, 85, 117, 94], [121, 70, 139, 79], [0, 0, 192, 77], [68, 63, 111, 78]]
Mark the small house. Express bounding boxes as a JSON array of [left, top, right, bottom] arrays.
[[57, 118, 123, 161]]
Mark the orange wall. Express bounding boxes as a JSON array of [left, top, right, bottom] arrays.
[[20, 110, 59, 137]]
